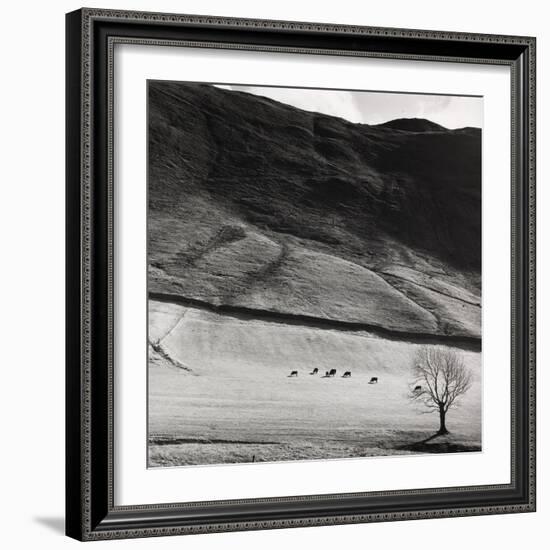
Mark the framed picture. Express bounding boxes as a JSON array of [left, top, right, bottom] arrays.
[[65, 8, 536, 541]]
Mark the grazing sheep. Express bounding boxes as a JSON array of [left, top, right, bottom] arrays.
[[369, 376, 378, 384], [328, 368, 337, 377], [310, 368, 319, 375], [342, 371, 351, 378], [289, 370, 298, 377]]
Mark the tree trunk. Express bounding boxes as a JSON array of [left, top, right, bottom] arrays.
[[438, 405, 449, 435]]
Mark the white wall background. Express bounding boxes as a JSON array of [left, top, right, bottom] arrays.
[[0, 0, 545, 548]]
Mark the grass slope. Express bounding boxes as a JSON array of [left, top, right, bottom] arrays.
[[148, 82, 481, 339], [148, 301, 481, 466]]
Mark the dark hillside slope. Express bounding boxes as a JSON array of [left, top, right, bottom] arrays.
[[148, 82, 481, 339]]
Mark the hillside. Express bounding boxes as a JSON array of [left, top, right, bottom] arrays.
[[148, 300, 481, 465], [148, 82, 481, 339]]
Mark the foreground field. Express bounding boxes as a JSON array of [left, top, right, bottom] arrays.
[[148, 300, 481, 467]]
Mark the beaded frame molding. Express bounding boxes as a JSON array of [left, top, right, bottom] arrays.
[[66, 8, 536, 541]]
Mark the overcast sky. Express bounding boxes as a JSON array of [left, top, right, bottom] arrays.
[[216, 84, 482, 130]]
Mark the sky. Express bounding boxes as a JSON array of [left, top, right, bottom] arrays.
[[216, 84, 482, 130]]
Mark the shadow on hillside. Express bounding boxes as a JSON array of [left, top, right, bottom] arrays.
[[396, 433, 481, 454]]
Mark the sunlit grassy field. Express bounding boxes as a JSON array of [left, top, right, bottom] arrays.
[[148, 301, 481, 467]]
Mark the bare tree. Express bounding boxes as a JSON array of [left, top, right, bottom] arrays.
[[409, 346, 472, 435]]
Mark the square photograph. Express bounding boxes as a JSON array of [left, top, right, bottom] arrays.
[[146, 81, 482, 468]]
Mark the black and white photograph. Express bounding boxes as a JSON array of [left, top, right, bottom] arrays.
[[0, 0, 542, 545], [147, 81, 483, 467]]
